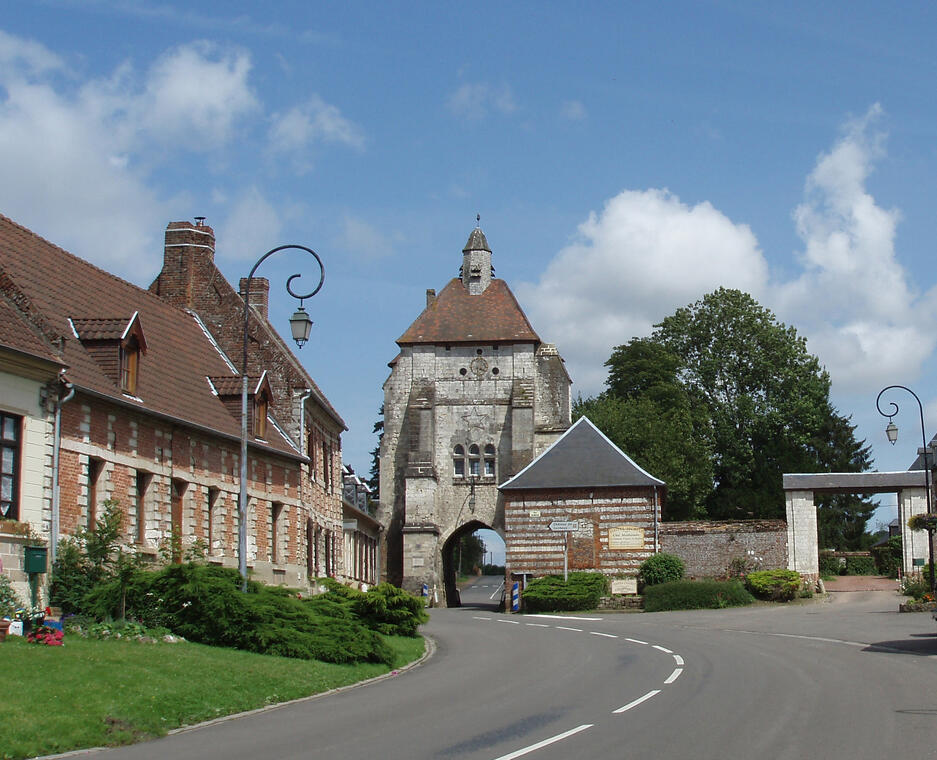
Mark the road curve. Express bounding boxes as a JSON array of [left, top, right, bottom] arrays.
[[87, 589, 937, 760]]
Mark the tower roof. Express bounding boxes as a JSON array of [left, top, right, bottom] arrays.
[[463, 227, 491, 253], [396, 278, 539, 345], [499, 416, 666, 490]]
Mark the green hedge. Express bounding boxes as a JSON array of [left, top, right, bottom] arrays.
[[744, 569, 801, 602], [871, 536, 902, 577], [644, 580, 754, 611], [843, 555, 877, 576], [522, 572, 608, 612], [638, 553, 685, 586], [818, 553, 841, 577]]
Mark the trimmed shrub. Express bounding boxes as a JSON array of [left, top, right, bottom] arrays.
[[522, 572, 609, 613], [871, 536, 902, 577], [0, 572, 23, 617], [843, 555, 877, 576], [900, 576, 931, 601], [744, 569, 801, 602], [818, 552, 842, 578], [351, 583, 428, 637], [644, 580, 754, 611], [639, 553, 685, 587], [111, 563, 394, 665]]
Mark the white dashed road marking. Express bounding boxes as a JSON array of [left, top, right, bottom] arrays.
[[613, 689, 661, 714], [664, 668, 683, 684], [556, 626, 583, 632], [652, 645, 673, 654], [626, 637, 648, 645], [493, 724, 594, 760], [590, 631, 617, 638]]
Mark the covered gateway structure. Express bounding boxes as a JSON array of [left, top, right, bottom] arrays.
[[784, 470, 930, 579]]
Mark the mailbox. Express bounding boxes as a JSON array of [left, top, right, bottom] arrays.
[[24, 545, 47, 574]]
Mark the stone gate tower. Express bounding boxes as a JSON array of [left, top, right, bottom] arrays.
[[379, 225, 571, 604]]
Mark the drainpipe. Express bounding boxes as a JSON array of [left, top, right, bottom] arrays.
[[652, 486, 659, 554], [297, 390, 312, 579], [50, 375, 76, 566]]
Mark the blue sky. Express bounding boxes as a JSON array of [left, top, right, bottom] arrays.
[[4, 2, 937, 540]]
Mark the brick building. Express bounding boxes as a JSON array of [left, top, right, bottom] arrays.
[[501, 416, 665, 600], [379, 225, 571, 605], [0, 214, 351, 600]]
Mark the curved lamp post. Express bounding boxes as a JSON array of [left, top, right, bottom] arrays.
[[875, 385, 936, 592], [239, 245, 324, 591]]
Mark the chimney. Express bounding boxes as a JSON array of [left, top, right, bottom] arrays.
[[150, 220, 216, 309], [240, 277, 270, 319], [426, 289, 436, 308]]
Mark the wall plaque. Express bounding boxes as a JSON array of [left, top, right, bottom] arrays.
[[611, 578, 638, 595], [529, 509, 541, 518], [412, 557, 425, 567], [608, 526, 645, 550]]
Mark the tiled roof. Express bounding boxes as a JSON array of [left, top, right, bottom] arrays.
[[70, 317, 132, 341], [397, 278, 540, 345], [499, 416, 666, 490], [0, 293, 64, 366], [0, 213, 300, 458], [209, 376, 247, 396]]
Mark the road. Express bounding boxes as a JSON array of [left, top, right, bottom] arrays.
[[89, 589, 937, 760]]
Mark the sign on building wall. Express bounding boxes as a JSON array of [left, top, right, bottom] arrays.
[[608, 526, 645, 550], [611, 578, 638, 595]]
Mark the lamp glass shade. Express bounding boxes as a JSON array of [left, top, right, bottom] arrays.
[[885, 420, 899, 445], [289, 306, 313, 347]]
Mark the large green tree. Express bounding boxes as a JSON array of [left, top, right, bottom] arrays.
[[584, 288, 872, 523]]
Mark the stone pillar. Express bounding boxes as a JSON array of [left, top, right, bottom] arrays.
[[899, 487, 928, 577], [401, 524, 440, 599], [785, 490, 818, 578]]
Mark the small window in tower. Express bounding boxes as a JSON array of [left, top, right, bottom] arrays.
[[468, 444, 480, 477], [453, 445, 465, 477], [491, 367, 500, 376], [484, 444, 495, 477], [476, 349, 483, 355], [459, 368, 467, 376]]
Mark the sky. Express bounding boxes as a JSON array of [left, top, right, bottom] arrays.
[[4, 2, 937, 548]]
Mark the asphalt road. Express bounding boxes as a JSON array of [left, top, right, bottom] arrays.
[[88, 586, 937, 760]]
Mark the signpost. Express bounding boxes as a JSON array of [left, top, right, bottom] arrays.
[[549, 520, 578, 581]]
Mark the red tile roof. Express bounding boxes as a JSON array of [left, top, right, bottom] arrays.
[[397, 278, 540, 345], [0, 213, 300, 459], [70, 317, 133, 341], [0, 294, 64, 367]]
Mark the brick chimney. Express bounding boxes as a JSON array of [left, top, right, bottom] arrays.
[[426, 289, 436, 308], [239, 277, 270, 319], [150, 220, 216, 309]]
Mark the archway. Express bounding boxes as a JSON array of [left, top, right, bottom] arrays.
[[783, 471, 930, 578], [441, 520, 504, 608]]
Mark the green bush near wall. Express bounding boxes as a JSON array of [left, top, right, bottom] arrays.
[[638, 553, 685, 586], [644, 580, 754, 611], [522, 572, 609, 612], [744, 569, 801, 601]]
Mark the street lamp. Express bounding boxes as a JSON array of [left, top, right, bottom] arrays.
[[875, 385, 936, 593], [239, 245, 324, 591]]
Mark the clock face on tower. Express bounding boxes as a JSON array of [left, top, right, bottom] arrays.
[[470, 356, 488, 376]]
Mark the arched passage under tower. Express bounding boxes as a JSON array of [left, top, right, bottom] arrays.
[[441, 521, 506, 609]]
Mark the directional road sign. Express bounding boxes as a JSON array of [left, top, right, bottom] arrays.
[[549, 520, 579, 532]]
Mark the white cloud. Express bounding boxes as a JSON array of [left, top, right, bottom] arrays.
[[561, 100, 586, 121], [267, 94, 365, 173], [216, 187, 283, 262], [447, 82, 517, 120], [0, 33, 263, 278], [517, 189, 768, 393], [519, 104, 936, 400], [337, 214, 389, 261], [776, 104, 935, 390], [139, 42, 258, 148]]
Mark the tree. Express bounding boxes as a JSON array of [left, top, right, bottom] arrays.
[[651, 288, 837, 519], [591, 288, 872, 522], [458, 533, 485, 575], [367, 405, 383, 509]]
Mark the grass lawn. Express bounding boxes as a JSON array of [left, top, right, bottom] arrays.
[[1, 633, 425, 760]]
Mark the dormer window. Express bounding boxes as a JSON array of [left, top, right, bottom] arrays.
[[254, 391, 268, 439], [71, 312, 147, 396], [120, 336, 140, 394]]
